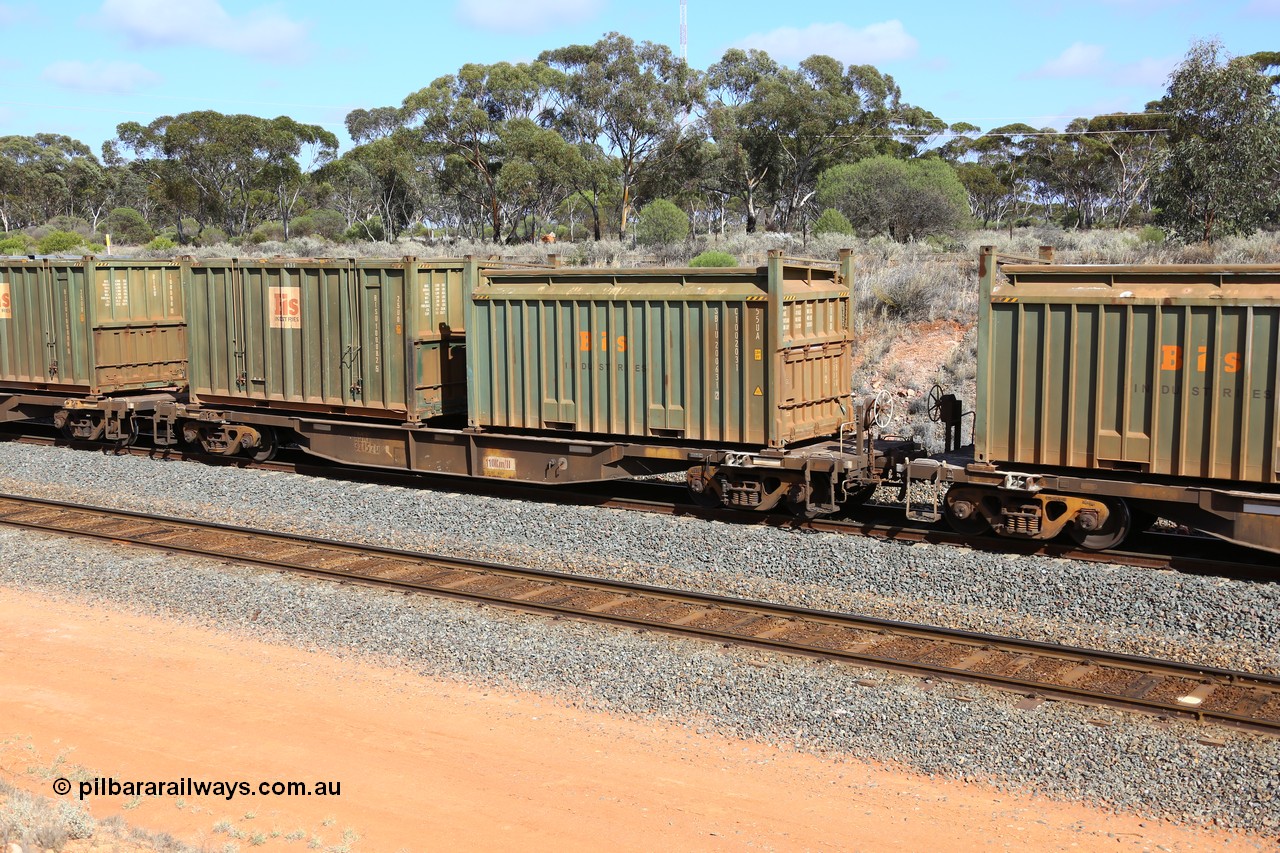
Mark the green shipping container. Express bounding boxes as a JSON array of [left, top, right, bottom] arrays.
[[185, 257, 473, 420], [0, 257, 186, 394], [977, 247, 1280, 485], [468, 251, 853, 447]]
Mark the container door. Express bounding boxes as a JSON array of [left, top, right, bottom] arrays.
[[40, 273, 56, 382], [353, 265, 409, 416], [342, 276, 363, 405], [10, 265, 64, 385], [230, 270, 249, 393], [47, 264, 87, 386]]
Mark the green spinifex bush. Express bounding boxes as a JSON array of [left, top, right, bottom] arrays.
[[635, 199, 689, 246], [36, 230, 85, 254], [688, 250, 738, 267]]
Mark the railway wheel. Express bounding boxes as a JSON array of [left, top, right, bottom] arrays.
[[250, 428, 278, 463], [1067, 498, 1131, 551], [60, 414, 104, 443], [942, 489, 990, 535], [686, 470, 723, 508]]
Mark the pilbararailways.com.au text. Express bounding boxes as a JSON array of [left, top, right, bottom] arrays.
[[53, 776, 341, 801]]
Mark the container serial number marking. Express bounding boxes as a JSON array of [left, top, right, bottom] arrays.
[[568, 363, 647, 372]]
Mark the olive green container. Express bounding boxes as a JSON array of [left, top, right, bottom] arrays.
[[977, 246, 1280, 484], [184, 257, 472, 420], [467, 251, 853, 447], [0, 257, 186, 394]]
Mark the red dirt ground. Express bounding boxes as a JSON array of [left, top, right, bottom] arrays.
[[0, 586, 1269, 852]]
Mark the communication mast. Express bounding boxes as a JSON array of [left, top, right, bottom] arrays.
[[680, 0, 687, 63]]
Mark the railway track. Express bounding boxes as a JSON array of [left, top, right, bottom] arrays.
[[2, 491, 1278, 736], [2, 428, 1271, 581]]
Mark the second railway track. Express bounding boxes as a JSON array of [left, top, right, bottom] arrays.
[[2, 492, 1278, 736]]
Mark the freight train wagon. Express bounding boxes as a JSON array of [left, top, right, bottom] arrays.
[[137, 250, 909, 516], [909, 247, 1280, 555], [162, 255, 512, 459], [0, 256, 186, 440]]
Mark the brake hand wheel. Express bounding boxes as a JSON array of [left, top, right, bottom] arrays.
[[927, 384, 945, 423], [866, 389, 895, 430]]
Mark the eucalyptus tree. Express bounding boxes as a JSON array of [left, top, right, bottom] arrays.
[[402, 61, 557, 241], [632, 129, 719, 234], [340, 105, 433, 237], [954, 162, 1011, 227], [540, 32, 703, 240], [1023, 120, 1114, 227], [321, 135, 427, 240], [111, 111, 337, 239], [0, 136, 47, 231], [948, 123, 1040, 226], [1081, 111, 1166, 226], [0, 134, 102, 231], [1154, 40, 1280, 242], [497, 118, 583, 240], [559, 143, 619, 241], [704, 52, 944, 231], [1246, 51, 1280, 89], [703, 48, 782, 232], [259, 117, 338, 239]]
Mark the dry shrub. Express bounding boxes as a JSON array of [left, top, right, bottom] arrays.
[[1171, 242, 1218, 263], [0, 782, 96, 849], [856, 258, 976, 324]]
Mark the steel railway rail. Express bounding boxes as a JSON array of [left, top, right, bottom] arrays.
[[2, 428, 1273, 581], [1, 492, 1278, 736]]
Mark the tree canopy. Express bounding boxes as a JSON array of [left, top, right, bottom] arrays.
[[1154, 40, 1280, 242], [2, 37, 1278, 246]]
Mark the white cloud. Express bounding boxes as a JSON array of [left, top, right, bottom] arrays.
[[91, 0, 310, 62], [1032, 43, 1107, 78], [42, 60, 161, 95], [733, 21, 918, 66], [1027, 44, 1175, 93], [455, 0, 602, 34], [1244, 0, 1280, 13], [1112, 55, 1177, 88]]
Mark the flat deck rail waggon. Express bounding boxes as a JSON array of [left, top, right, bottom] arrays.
[[4, 247, 1277, 552]]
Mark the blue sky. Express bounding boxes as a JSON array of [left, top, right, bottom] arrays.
[[1, 0, 1276, 157]]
